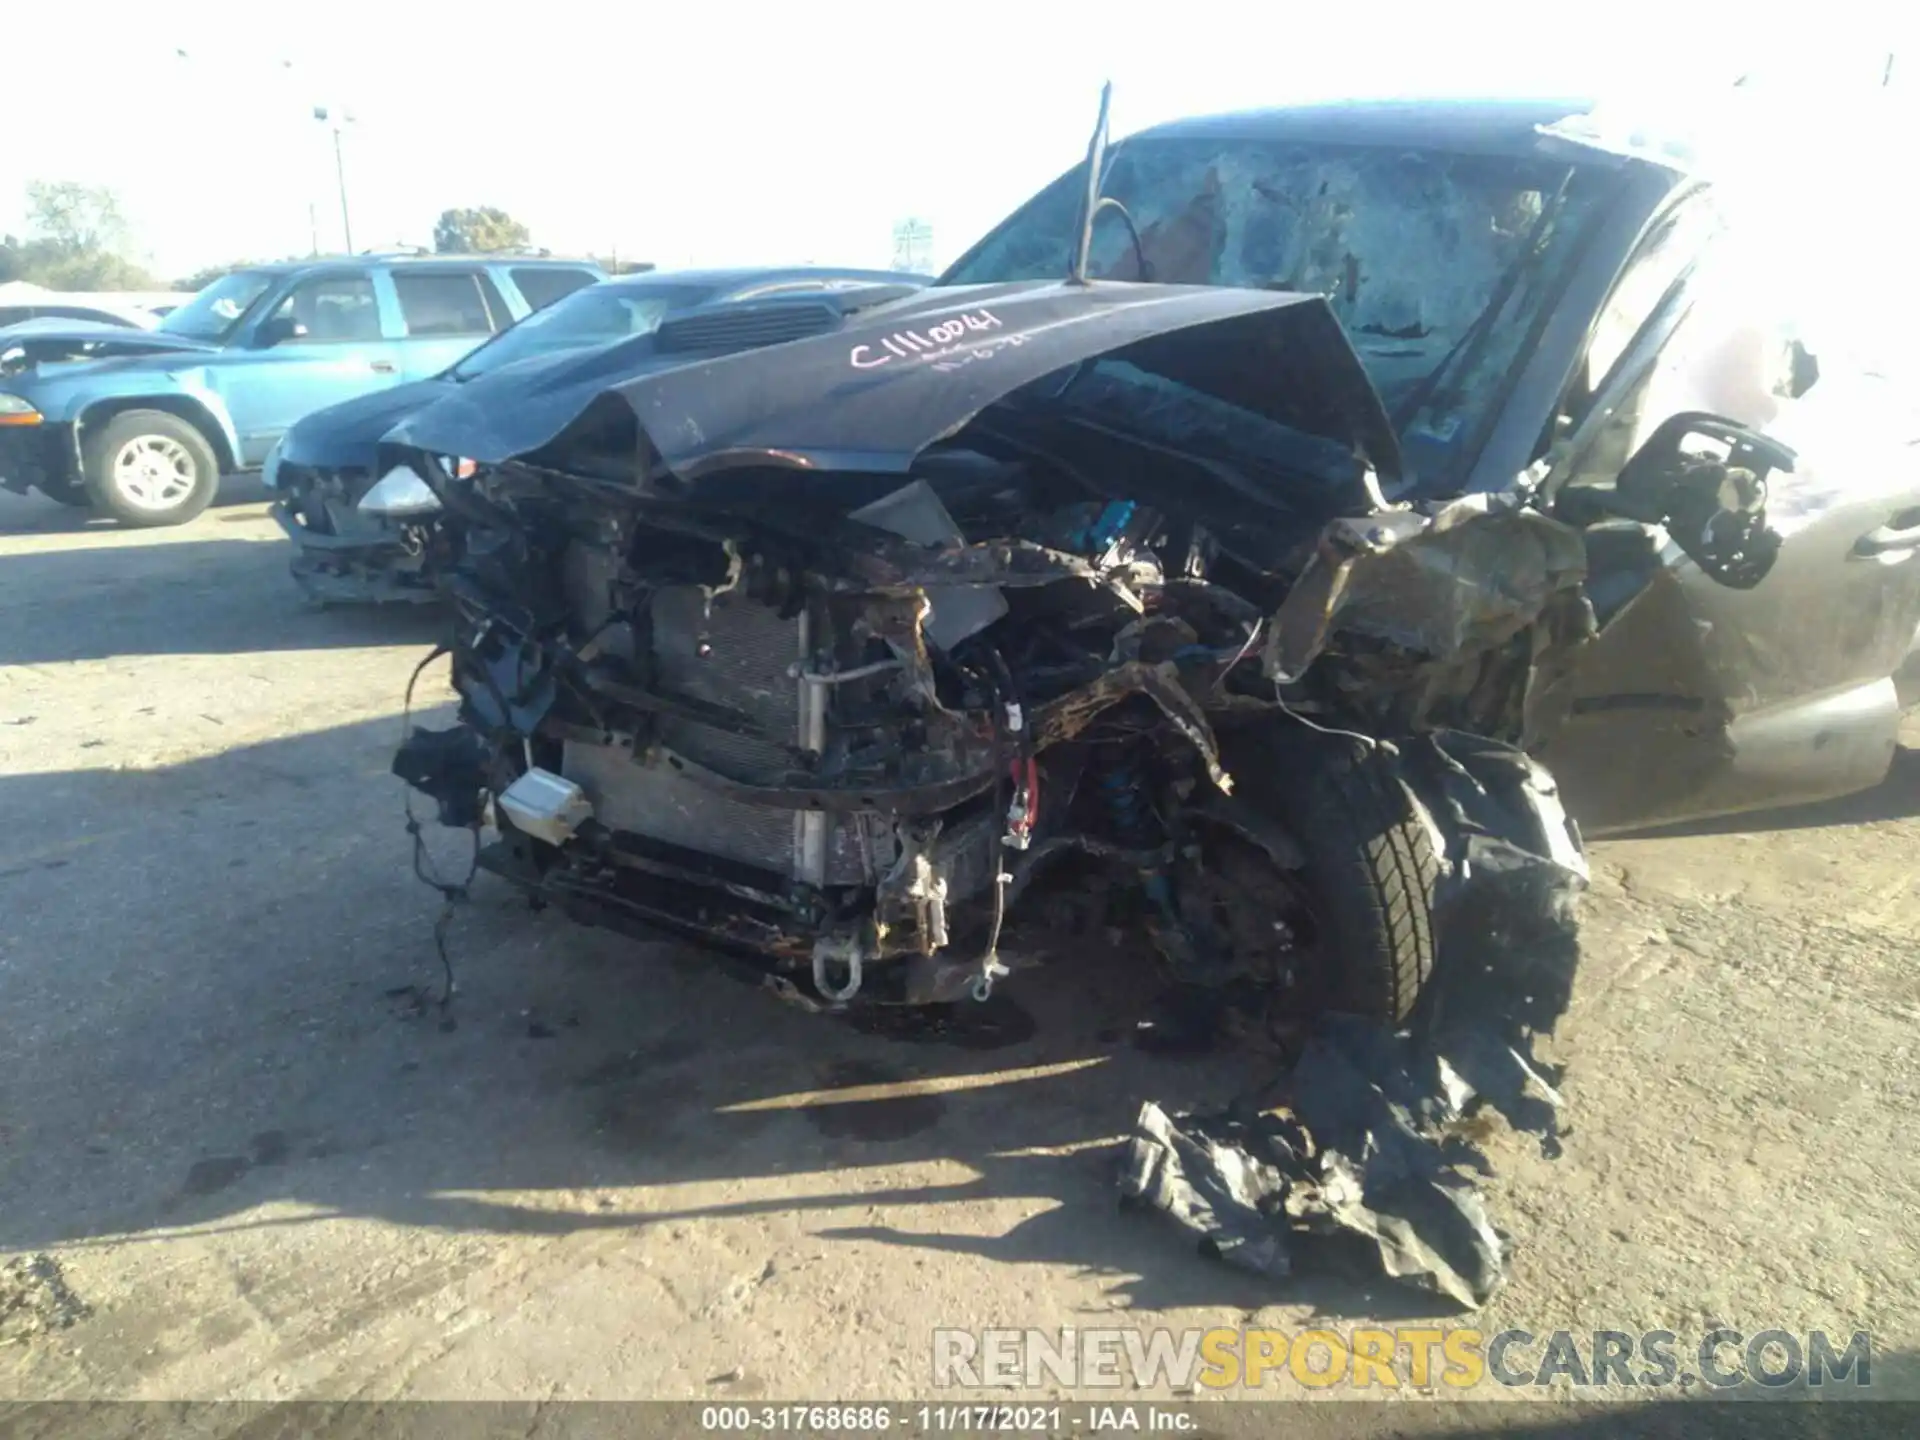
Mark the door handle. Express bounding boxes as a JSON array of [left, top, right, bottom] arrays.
[[1854, 509, 1920, 557], [369, 359, 396, 374]]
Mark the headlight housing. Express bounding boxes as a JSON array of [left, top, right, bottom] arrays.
[[0, 393, 43, 425], [357, 463, 443, 518]]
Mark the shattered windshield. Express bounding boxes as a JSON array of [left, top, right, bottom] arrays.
[[450, 281, 718, 381], [942, 136, 1609, 483], [157, 270, 276, 342]]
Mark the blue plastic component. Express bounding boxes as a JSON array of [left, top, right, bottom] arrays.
[[1088, 500, 1137, 550]]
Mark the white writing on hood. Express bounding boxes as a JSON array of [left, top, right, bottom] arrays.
[[850, 309, 1003, 370]]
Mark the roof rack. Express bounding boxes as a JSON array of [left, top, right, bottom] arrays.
[[337, 245, 571, 260]]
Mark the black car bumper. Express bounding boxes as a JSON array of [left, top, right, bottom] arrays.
[[271, 464, 441, 605], [0, 423, 76, 496]]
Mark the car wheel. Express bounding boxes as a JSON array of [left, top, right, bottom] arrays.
[[82, 410, 220, 528], [1228, 726, 1440, 1023]]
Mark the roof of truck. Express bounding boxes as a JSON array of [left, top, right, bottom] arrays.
[[1131, 95, 1699, 171]]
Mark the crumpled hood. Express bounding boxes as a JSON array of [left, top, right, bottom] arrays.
[[388, 281, 1404, 491], [279, 378, 456, 469], [0, 320, 216, 366]]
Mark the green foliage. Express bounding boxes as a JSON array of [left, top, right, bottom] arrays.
[[432, 207, 532, 255], [2, 181, 159, 289]]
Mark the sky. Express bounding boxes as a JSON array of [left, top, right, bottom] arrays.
[[4, 1, 1910, 283]]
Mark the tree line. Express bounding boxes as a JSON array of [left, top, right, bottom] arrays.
[[1, 184, 649, 293]]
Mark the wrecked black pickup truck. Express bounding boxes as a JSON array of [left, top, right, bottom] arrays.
[[391, 97, 1920, 1022]]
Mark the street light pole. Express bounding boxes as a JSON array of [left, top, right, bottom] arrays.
[[314, 107, 354, 253]]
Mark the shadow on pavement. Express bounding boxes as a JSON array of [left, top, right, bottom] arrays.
[[0, 707, 1520, 1324], [7, 702, 1919, 1323], [0, 473, 273, 534], [0, 506, 446, 666]]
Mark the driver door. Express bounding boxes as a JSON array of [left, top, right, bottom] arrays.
[[216, 269, 405, 464], [1535, 199, 1920, 834]]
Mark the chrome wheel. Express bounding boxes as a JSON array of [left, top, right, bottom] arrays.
[[112, 435, 198, 511]]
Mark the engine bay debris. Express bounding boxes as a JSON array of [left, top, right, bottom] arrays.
[[390, 280, 1602, 1028]]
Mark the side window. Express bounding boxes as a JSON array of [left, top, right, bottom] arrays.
[[1552, 200, 1718, 487], [0, 307, 34, 327], [393, 272, 494, 337], [1581, 207, 1707, 403], [510, 267, 598, 313], [1558, 204, 1816, 494], [1637, 247, 1812, 438], [265, 272, 380, 343]]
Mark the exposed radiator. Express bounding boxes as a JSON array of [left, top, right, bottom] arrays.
[[563, 586, 872, 884], [649, 587, 797, 776], [561, 741, 871, 885]]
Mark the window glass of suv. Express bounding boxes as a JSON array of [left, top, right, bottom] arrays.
[[511, 267, 598, 313], [263, 272, 380, 343], [394, 272, 498, 337], [450, 280, 717, 381], [157, 269, 277, 341]]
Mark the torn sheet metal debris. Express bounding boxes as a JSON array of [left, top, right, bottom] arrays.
[[1118, 830, 1581, 1312], [1119, 1013, 1545, 1311]]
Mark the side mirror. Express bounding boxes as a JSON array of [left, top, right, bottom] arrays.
[[1614, 412, 1794, 590], [254, 316, 309, 348]]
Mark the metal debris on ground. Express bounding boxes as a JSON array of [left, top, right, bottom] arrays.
[[1119, 866, 1581, 1311]]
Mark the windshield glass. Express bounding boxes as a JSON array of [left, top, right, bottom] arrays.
[[941, 136, 1609, 482], [156, 270, 277, 342], [451, 281, 719, 381]]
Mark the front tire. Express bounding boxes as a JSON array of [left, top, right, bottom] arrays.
[[82, 410, 220, 528], [1231, 727, 1441, 1023]]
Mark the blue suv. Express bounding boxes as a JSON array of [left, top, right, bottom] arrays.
[[0, 253, 602, 526]]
